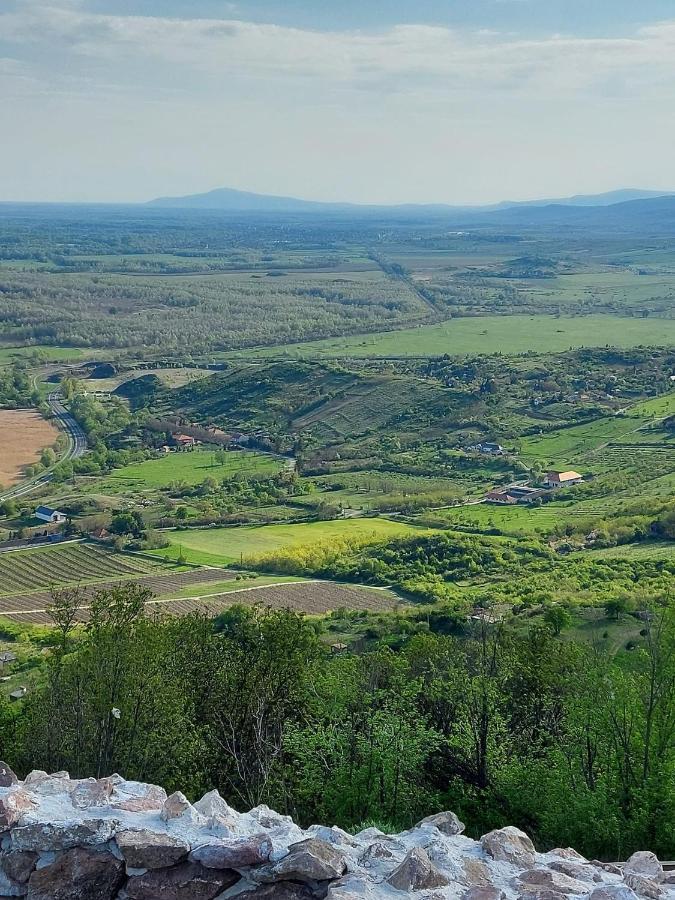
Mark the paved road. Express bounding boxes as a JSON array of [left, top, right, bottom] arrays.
[[0, 393, 87, 503]]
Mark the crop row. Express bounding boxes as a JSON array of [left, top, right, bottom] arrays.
[[0, 544, 158, 596]]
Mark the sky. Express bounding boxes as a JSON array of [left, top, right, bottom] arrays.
[[2, 0, 675, 204]]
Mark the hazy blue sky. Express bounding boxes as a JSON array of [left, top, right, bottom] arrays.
[[2, 0, 675, 203]]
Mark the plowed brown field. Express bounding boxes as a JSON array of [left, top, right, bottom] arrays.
[[0, 578, 399, 624], [0, 410, 59, 486]]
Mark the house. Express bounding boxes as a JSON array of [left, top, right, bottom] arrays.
[[173, 433, 198, 450], [485, 490, 518, 505], [9, 687, 27, 702], [0, 652, 16, 668], [35, 506, 67, 524], [544, 471, 584, 488], [469, 442, 504, 455], [480, 442, 504, 455]]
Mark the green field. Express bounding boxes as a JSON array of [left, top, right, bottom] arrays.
[[584, 541, 675, 560], [518, 416, 651, 464], [102, 449, 283, 491], [0, 346, 84, 367], [221, 315, 675, 359], [156, 518, 423, 566]]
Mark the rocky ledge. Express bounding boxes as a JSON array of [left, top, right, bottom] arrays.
[[0, 765, 671, 899]]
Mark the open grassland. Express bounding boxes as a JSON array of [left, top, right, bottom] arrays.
[[0, 542, 162, 596], [627, 392, 675, 418], [221, 315, 675, 359], [155, 518, 422, 566], [0, 410, 59, 486], [101, 449, 283, 491], [0, 346, 84, 367]]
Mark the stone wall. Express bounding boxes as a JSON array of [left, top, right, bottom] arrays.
[[0, 764, 671, 899]]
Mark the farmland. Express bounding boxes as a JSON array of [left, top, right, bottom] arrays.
[[101, 448, 284, 492], [222, 314, 675, 360], [0, 410, 59, 486], [0, 542, 163, 596], [155, 518, 424, 566]]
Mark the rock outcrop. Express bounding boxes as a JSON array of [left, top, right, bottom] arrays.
[[0, 764, 669, 899]]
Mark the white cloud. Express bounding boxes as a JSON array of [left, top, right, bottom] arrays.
[[2, 2, 675, 203], [3, 3, 675, 101]]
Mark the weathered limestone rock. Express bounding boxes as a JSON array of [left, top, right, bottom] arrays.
[[0, 850, 37, 884], [481, 826, 537, 868], [516, 867, 590, 894], [110, 780, 166, 813], [0, 768, 667, 900], [116, 828, 190, 869], [272, 838, 347, 883], [0, 763, 18, 789], [11, 818, 118, 852], [22, 771, 70, 797], [386, 847, 450, 891], [26, 847, 124, 900], [417, 811, 466, 836], [461, 858, 495, 887], [69, 777, 114, 810], [236, 883, 318, 899], [549, 848, 587, 861], [190, 836, 272, 869], [623, 873, 663, 899], [0, 791, 36, 830], [192, 789, 238, 830], [462, 888, 507, 900], [589, 886, 641, 900], [624, 853, 663, 881], [124, 860, 239, 900], [549, 859, 602, 883]]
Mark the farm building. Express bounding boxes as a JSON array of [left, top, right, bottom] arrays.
[[35, 506, 67, 524], [173, 434, 199, 450], [485, 490, 518, 505], [468, 442, 504, 455], [0, 652, 16, 668], [506, 485, 548, 503], [9, 687, 27, 702], [544, 471, 584, 488]]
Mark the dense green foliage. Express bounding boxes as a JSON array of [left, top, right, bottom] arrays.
[[4, 586, 673, 860]]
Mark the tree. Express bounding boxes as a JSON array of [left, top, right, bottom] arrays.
[[544, 605, 571, 636], [110, 510, 145, 539]]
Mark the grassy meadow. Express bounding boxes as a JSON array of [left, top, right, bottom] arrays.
[[154, 517, 423, 566], [221, 314, 675, 360], [101, 449, 283, 492]]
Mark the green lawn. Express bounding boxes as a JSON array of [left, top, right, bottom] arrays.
[[101, 449, 283, 491], [154, 518, 423, 566], [220, 315, 675, 359]]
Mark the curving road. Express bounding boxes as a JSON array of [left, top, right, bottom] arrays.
[[0, 393, 87, 503]]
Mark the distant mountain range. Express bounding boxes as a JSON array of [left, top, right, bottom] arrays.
[[148, 186, 673, 214]]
